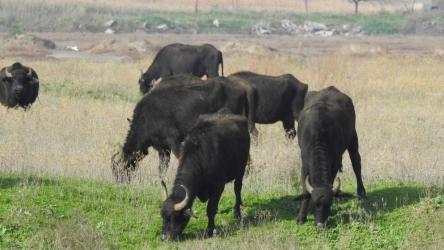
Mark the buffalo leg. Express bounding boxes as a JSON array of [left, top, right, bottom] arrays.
[[158, 149, 171, 178], [297, 194, 310, 224], [282, 117, 296, 139], [233, 178, 243, 220], [348, 130, 367, 200], [205, 187, 224, 237], [297, 173, 310, 224]]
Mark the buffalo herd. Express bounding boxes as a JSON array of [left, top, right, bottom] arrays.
[[1, 42, 366, 240]]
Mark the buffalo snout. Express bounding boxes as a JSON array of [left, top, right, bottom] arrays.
[[13, 84, 24, 96]]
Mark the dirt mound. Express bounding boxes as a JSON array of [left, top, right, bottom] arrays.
[[86, 38, 152, 59], [336, 44, 388, 57], [220, 41, 278, 55], [0, 34, 56, 58], [88, 39, 150, 53]]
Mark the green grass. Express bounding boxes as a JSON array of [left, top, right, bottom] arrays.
[[305, 12, 404, 35], [1, 173, 443, 249], [137, 11, 406, 35], [40, 80, 139, 103], [0, 0, 413, 35]]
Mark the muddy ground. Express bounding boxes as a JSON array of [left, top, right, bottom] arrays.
[[1, 32, 444, 62]]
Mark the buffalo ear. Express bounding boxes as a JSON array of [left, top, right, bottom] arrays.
[[184, 208, 197, 218], [183, 135, 200, 149], [184, 208, 192, 217]]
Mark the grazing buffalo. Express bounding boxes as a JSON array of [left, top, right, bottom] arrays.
[[139, 43, 224, 94], [149, 74, 202, 91], [152, 74, 258, 136], [296, 86, 366, 227], [160, 113, 250, 241], [0, 62, 39, 109], [111, 77, 250, 183], [229, 71, 308, 139]]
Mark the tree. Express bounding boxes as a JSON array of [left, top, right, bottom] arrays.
[[194, 0, 199, 14], [351, 0, 394, 14], [350, 0, 368, 14], [304, 0, 309, 14], [233, 0, 239, 11]]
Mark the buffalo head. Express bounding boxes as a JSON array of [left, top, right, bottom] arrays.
[[138, 70, 162, 94], [160, 181, 193, 241], [0, 62, 39, 109], [110, 150, 143, 184], [305, 176, 340, 227]]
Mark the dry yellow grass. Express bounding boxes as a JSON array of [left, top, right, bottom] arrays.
[[1, 45, 443, 189], [18, 0, 407, 13]]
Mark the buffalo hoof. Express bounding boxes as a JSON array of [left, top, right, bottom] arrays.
[[160, 234, 169, 242], [233, 209, 242, 220], [204, 228, 216, 238], [316, 222, 327, 229], [358, 195, 367, 201], [296, 217, 307, 224], [357, 192, 367, 201]]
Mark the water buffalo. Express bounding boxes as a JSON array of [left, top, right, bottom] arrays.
[[229, 71, 308, 139], [150, 74, 257, 134], [111, 77, 249, 183], [296, 86, 366, 227], [0, 62, 39, 109], [160, 113, 250, 241], [139, 43, 224, 94]]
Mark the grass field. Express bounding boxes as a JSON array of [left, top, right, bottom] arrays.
[[1, 38, 444, 248], [1, 174, 443, 249], [1, 0, 408, 13], [0, 0, 436, 35]]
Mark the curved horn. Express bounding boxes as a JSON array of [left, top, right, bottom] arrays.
[[152, 77, 162, 86], [173, 185, 189, 211], [161, 180, 168, 202], [304, 176, 313, 194], [4, 68, 12, 78], [27, 68, 33, 77], [332, 177, 341, 195]]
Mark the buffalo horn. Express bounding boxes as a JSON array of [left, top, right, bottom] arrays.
[[332, 177, 341, 195], [27, 68, 33, 77], [152, 78, 162, 86], [161, 180, 168, 202], [173, 185, 189, 211], [4, 68, 12, 78], [304, 176, 314, 194]]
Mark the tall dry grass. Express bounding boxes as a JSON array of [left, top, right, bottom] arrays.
[[1, 45, 443, 191]]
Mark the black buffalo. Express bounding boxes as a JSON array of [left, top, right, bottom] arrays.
[[149, 74, 257, 134], [296, 86, 366, 227], [160, 113, 250, 241], [0, 62, 39, 109], [229, 71, 308, 139], [139, 43, 224, 94], [111, 77, 250, 183]]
